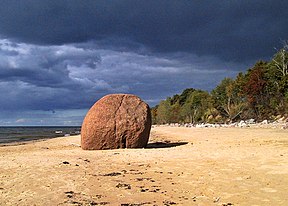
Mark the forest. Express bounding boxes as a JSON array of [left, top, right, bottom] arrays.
[[152, 41, 288, 124]]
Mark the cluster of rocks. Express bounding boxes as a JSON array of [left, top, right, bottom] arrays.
[[160, 117, 288, 129]]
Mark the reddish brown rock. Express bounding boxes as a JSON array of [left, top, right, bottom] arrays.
[[81, 94, 152, 150]]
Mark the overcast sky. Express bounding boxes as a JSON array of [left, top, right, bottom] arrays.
[[0, 1, 287, 126]]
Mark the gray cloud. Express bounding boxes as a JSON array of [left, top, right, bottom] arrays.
[[0, 38, 241, 114], [0, 109, 87, 126], [0, 1, 287, 62]]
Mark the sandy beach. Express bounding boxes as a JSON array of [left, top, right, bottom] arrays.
[[0, 126, 288, 206]]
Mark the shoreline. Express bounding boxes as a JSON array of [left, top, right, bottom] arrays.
[[0, 134, 81, 147], [0, 126, 81, 145], [1, 122, 286, 146], [0, 125, 277, 148]]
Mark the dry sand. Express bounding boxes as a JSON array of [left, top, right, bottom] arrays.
[[0, 126, 288, 206]]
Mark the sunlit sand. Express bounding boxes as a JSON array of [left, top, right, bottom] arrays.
[[0, 126, 288, 205]]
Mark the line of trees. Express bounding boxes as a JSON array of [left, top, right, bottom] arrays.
[[152, 41, 288, 124]]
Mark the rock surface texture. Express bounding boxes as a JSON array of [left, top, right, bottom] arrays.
[[81, 94, 152, 150]]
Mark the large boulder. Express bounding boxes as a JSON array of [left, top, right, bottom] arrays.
[[81, 94, 152, 150]]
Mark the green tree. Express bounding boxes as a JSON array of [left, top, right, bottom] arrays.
[[181, 90, 212, 123], [211, 77, 246, 122], [170, 102, 181, 123], [156, 99, 172, 124], [178, 88, 195, 106], [151, 105, 158, 124]]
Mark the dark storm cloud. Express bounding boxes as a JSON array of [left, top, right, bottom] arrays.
[[0, 1, 287, 62], [0, 1, 287, 125], [0, 39, 240, 115], [0, 39, 107, 112]]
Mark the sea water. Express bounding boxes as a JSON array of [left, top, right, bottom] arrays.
[[0, 126, 81, 144]]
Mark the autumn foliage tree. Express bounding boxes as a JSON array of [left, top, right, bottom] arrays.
[[243, 61, 269, 119]]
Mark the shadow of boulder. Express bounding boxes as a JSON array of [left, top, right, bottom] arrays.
[[146, 141, 188, 149]]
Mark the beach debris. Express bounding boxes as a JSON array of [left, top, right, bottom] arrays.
[[71, 143, 80, 147], [81, 94, 152, 150], [93, 194, 103, 199], [89, 201, 109, 205], [282, 123, 288, 129], [128, 169, 144, 175], [163, 200, 177, 205], [116, 183, 131, 189], [121, 203, 152, 206], [62, 161, 70, 164], [151, 188, 160, 192], [261, 119, 268, 124], [41, 147, 49, 149], [64, 191, 110, 205], [222, 203, 233, 206], [140, 188, 149, 192], [138, 187, 160, 193], [178, 196, 188, 200], [63, 191, 109, 205], [214, 197, 221, 203], [64, 191, 74, 198], [101, 172, 122, 176], [135, 177, 152, 181]]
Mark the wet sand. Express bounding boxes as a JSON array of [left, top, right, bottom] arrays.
[[0, 126, 288, 206]]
